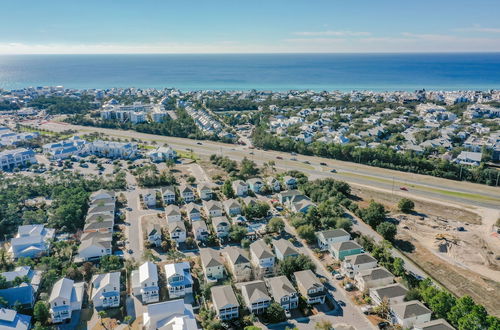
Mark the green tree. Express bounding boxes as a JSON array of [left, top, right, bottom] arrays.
[[229, 225, 248, 242], [222, 180, 235, 198], [335, 217, 352, 232], [398, 198, 415, 213], [376, 222, 397, 241], [240, 157, 259, 179], [361, 201, 387, 228], [448, 296, 476, 327], [265, 302, 286, 323], [457, 305, 488, 330], [34, 301, 50, 324], [428, 291, 456, 320], [278, 255, 316, 278], [100, 255, 123, 272], [296, 224, 316, 243], [267, 217, 285, 233]]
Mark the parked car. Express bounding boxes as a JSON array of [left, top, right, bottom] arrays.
[[344, 283, 354, 291], [303, 160, 310, 164], [197, 142, 203, 145], [378, 321, 390, 329], [320, 162, 327, 166], [400, 186, 408, 191], [330, 169, 337, 173], [334, 273, 344, 280], [276, 156, 283, 159]]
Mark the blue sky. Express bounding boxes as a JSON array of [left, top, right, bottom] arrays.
[[1, 0, 500, 54]]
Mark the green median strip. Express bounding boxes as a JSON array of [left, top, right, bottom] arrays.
[[338, 171, 500, 203]]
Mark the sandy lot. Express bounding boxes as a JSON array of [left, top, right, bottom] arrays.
[[352, 185, 500, 316]]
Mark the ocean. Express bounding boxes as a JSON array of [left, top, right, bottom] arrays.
[[0, 53, 499, 91]]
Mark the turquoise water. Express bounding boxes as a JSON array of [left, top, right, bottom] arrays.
[[0, 53, 499, 91]]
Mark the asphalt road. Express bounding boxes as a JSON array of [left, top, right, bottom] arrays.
[[34, 121, 500, 209]]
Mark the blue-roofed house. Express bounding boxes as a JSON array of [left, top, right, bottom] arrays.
[[0, 308, 31, 330], [164, 262, 193, 299], [0, 266, 42, 308]]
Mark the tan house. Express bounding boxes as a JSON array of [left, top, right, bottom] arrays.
[[294, 269, 325, 304], [355, 267, 394, 291], [200, 248, 225, 282], [223, 247, 252, 282]]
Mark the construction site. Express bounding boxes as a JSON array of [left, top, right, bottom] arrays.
[[351, 185, 500, 316]]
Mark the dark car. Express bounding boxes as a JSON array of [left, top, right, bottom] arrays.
[[320, 162, 327, 166], [378, 322, 390, 329], [276, 156, 283, 159], [197, 142, 203, 145]]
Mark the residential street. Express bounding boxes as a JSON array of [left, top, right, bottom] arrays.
[[278, 217, 377, 330]]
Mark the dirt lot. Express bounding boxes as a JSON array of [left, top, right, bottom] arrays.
[[352, 185, 500, 317], [398, 229, 500, 316]]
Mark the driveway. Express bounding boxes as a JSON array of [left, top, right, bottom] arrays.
[[123, 189, 162, 261], [280, 217, 377, 330]]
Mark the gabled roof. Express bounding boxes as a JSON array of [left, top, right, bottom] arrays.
[[146, 223, 161, 236], [265, 276, 297, 301], [239, 280, 270, 303], [165, 204, 181, 216], [294, 269, 323, 290], [49, 278, 74, 303], [392, 300, 432, 319], [200, 248, 223, 268], [185, 202, 201, 214], [212, 216, 229, 228], [164, 262, 190, 279], [272, 239, 298, 258], [318, 229, 350, 240], [250, 240, 274, 260], [223, 198, 240, 209], [91, 272, 120, 300], [371, 283, 408, 299], [160, 186, 176, 195], [414, 319, 454, 330], [344, 253, 377, 266], [179, 184, 193, 193], [211, 285, 239, 310], [331, 240, 362, 251], [224, 247, 250, 265], [192, 220, 208, 231], [358, 267, 394, 282], [168, 221, 186, 232], [203, 200, 222, 211], [139, 262, 158, 285]]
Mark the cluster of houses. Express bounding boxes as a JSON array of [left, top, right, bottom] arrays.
[[316, 228, 453, 330], [41, 136, 139, 160], [144, 175, 305, 249], [198, 238, 328, 321], [47, 271, 121, 324], [0, 148, 37, 171], [0, 126, 39, 146], [185, 106, 223, 134], [77, 190, 116, 262], [100, 101, 169, 124], [264, 97, 500, 164]]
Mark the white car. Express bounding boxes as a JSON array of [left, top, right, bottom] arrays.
[[334, 273, 344, 280]]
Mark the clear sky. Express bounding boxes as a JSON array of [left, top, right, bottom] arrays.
[[1, 0, 500, 54]]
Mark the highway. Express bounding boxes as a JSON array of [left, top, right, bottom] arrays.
[[34, 121, 500, 209]]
